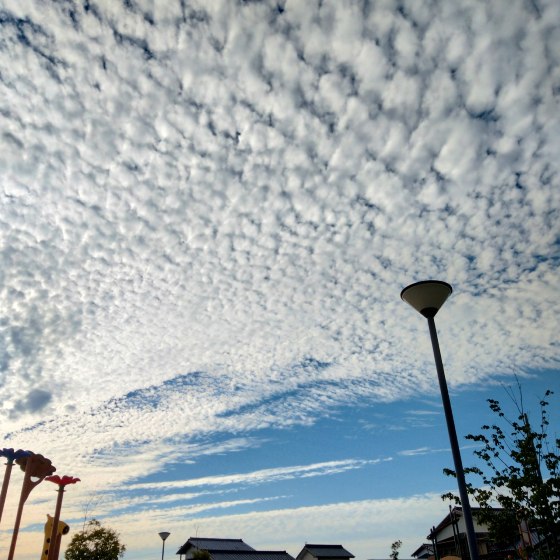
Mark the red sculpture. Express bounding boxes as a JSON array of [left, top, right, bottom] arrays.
[[45, 475, 80, 487]]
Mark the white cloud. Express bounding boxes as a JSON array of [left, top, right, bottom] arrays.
[[398, 447, 448, 457], [127, 459, 382, 491], [109, 493, 448, 560], [0, 0, 559, 557]]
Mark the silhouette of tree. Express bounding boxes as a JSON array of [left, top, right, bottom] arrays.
[[443, 386, 559, 558], [390, 540, 402, 560], [64, 518, 125, 560]]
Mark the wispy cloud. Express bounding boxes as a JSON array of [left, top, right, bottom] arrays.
[[398, 447, 448, 457], [128, 459, 381, 491], [406, 410, 441, 417], [109, 492, 448, 560]]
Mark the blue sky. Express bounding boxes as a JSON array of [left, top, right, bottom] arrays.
[[0, 0, 559, 559]]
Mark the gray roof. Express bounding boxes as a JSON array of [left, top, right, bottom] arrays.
[[411, 543, 433, 559], [176, 538, 294, 560], [212, 552, 295, 560], [297, 545, 355, 560], [177, 538, 255, 555]]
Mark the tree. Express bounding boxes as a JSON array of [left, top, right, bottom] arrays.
[[64, 519, 126, 560], [389, 540, 402, 560], [443, 386, 560, 558], [193, 550, 212, 560]]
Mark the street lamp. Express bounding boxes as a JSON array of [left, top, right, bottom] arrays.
[[401, 280, 479, 560], [159, 531, 170, 560]]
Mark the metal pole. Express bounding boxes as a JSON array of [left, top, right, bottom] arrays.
[[427, 316, 480, 560], [162, 539, 166, 560]]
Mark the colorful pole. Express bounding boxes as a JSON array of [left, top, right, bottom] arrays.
[[48, 486, 65, 560], [0, 449, 31, 526], [8, 453, 55, 560], [52, 520, 70, 560], [45, 475, 80, 560]]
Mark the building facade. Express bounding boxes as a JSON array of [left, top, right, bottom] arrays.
[[413, 507, 516, 560]]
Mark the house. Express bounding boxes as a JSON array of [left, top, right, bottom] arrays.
[[177, 537, 255, 558], [410, 544, 433, 559], [296, 544, 355, 560], [176, 537, 295, 560], [413, 507, 515, 560]]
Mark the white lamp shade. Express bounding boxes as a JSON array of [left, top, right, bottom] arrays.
[[401, 280, 453, 318]]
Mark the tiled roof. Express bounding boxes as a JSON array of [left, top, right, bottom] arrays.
[[212, 551, 295, 560], [411, 543, 433, 559], [177, 537, 255, 555], [298, 545, 355, 559]]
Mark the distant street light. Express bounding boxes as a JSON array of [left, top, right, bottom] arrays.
[[159, 531, 171, 560], [401, 280, 479, 560]]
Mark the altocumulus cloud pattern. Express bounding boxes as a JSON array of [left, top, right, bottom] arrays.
[[0, 0, 559, 556]]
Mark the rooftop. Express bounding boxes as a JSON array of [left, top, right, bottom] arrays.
[[177, 537, 255, 555], [297, 544, 355, 560]]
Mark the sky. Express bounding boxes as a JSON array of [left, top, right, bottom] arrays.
[[0, 0, 559, 558]]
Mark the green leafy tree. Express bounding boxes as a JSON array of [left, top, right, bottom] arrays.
[[64, 519, 126, 560], [390, 540, 402, 560], [443, 387, 560, 558]]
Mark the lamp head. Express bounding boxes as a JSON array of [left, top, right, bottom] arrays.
[[401, 280, 453, 318], [159, 532, 171, 542]]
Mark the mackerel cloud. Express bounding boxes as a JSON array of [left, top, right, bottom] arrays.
[[0, 0, 559, 485]]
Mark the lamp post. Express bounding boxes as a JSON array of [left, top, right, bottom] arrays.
[[159, 531, 170, 560], [401, 280, 479, 560]]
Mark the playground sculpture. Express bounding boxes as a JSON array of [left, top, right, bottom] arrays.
[[0, 448, 79, 560], [0, 449, 31, 525], [8, 452, 56, 560], [44, 475, 81, 560], [41, 513, 70, 560]]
